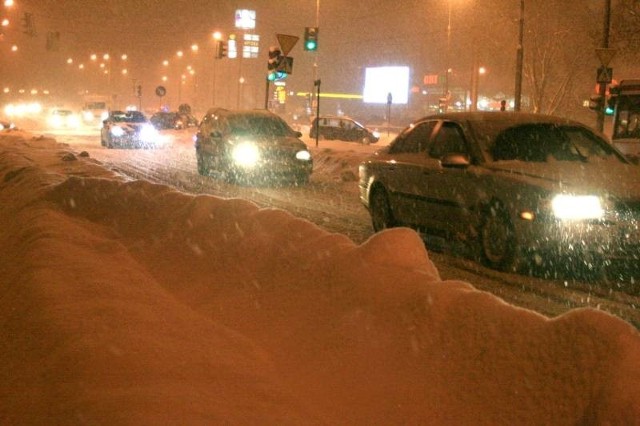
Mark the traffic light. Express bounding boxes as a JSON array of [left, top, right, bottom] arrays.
[[22, 12, 36, 37], [588, 94, 604, 112], [304, 27, 318, 51], [267, 46, 286, 81], [136, 85, 142, 98], [215, 40, 227, 59]]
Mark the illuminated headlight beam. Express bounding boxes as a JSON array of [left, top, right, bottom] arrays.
[[232, 142, 261, 167], [551, 194, 604, 220], [296, 150, 311, 161], [139, 124, 159, 142], [110, 126, 125, 137]]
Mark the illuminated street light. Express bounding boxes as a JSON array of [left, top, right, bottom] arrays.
[[191, 44, 199, 53], [176, 50, 183, 58], [212, 31, 222, 41], [11, 44, 17, 52], [4, 0, 14, 7], [1, 18, 9, 27], [90, 54, 97, 61], [66, 58, 73, 64]]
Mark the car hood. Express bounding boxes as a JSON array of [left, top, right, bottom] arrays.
[[485, 160, 640, 199]]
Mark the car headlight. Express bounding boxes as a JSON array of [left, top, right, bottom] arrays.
[[295, 150, 312, 161], [232, 142, 261, 167], [110, 125, 125, 137], [551, 194, 604, 220], [139, 124, 158, 142]]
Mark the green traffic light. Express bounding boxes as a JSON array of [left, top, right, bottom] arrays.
[[305, 40, 317, 51]]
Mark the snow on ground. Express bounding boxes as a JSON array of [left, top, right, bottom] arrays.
[[1, 129, 639, 424]]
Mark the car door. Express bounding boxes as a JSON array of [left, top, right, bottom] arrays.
[[416, 120, 478, 238], [380, 120, 437, 226]]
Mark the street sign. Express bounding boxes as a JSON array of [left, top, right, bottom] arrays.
[[276, 33, 299, 56], [595, 48, 617, 67], [155, 86, 167, 97], [596, 66, 613, 84]]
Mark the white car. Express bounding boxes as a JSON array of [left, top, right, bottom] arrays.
[[48, 109, 81, 129]]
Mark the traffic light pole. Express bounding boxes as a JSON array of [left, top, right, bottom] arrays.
[[314, 79, 321, 147], [264, 78, 270, 110], [596, 0, 611, 133]]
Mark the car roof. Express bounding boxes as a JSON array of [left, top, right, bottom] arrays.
[[416, 111, 579, 126], [204, 108, 281, 119]]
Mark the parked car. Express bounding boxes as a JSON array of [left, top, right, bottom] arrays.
[[310, 115, 379, 144], [195, 108, 313, 184], [358, 111, 640, 275], [100, 110, 160, 149]]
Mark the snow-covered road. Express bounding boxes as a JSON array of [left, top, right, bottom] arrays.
[[45, 127, 640, 327]]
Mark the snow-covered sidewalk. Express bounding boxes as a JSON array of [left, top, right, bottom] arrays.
[[1, 130, 639, 424]]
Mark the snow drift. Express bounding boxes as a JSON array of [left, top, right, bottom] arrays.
[[1, 132, 639, 424]]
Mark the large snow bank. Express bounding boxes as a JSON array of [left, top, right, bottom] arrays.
[[1, 132, 639, 424]]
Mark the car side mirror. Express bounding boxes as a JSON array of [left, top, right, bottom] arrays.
[[210, 130, 223, 139], [293, 131, 302, 138], [440, 153, 471, 168]]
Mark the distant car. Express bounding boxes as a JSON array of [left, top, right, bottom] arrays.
[[310, 115, 380, 144], [0, 120, 16, 131], [194, 108, 313, 184], [359, 111, 640, 275], [150, 112, 183, 130], [100, 110, 160, 149], [48, 109, 81, 129]]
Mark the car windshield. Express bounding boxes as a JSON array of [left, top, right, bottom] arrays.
[[228, 115, 292, 137], [474, 121, 627, 164], [110, 111, 147, 123]]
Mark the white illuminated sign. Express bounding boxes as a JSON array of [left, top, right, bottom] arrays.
[[363, 66, 410, 104], [235, 9, 256, 30]]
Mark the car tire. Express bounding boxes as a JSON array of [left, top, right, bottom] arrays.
[[478, 202, 518, 272], [361, 136, 372, 145], [369, 186, 396, 232]]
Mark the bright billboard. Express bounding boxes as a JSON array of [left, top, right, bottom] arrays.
[[363, 66, 410, 104]]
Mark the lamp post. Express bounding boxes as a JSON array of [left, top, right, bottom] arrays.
[[211, 31, 222, 106], [443, 0, 452, 112], [514, 0, 524, 111]]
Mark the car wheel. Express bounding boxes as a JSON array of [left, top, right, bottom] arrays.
[[478, 202, 518, 271], [196, 151, 210, 176], [361, 136, 372, 145], [105, 137, 114, 149], [369, 186, 396, 232]]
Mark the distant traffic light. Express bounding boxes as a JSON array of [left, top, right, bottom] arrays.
[[588, 94, 604, 113], [22, 12, 36, 37], [267, 46, 288, 81], [304, 27, 318, 51], [215, 40, 228, 59]]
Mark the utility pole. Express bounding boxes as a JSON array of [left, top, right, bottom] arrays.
[[514, 0, 524, 112]]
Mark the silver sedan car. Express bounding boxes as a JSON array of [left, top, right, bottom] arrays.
[[359, 112, 640, 276]]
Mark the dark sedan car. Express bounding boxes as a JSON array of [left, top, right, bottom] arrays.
[[310, 115, 380, 144], [359, 112, 640, 275], [195, 108, 313, 184], [100, 110, 161, 149]]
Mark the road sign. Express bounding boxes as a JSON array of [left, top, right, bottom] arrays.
[[596, 66, 613, 84], [155, 86, 167, 97], [276, 33, 299, 56], [595, 48, 617, 67]]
